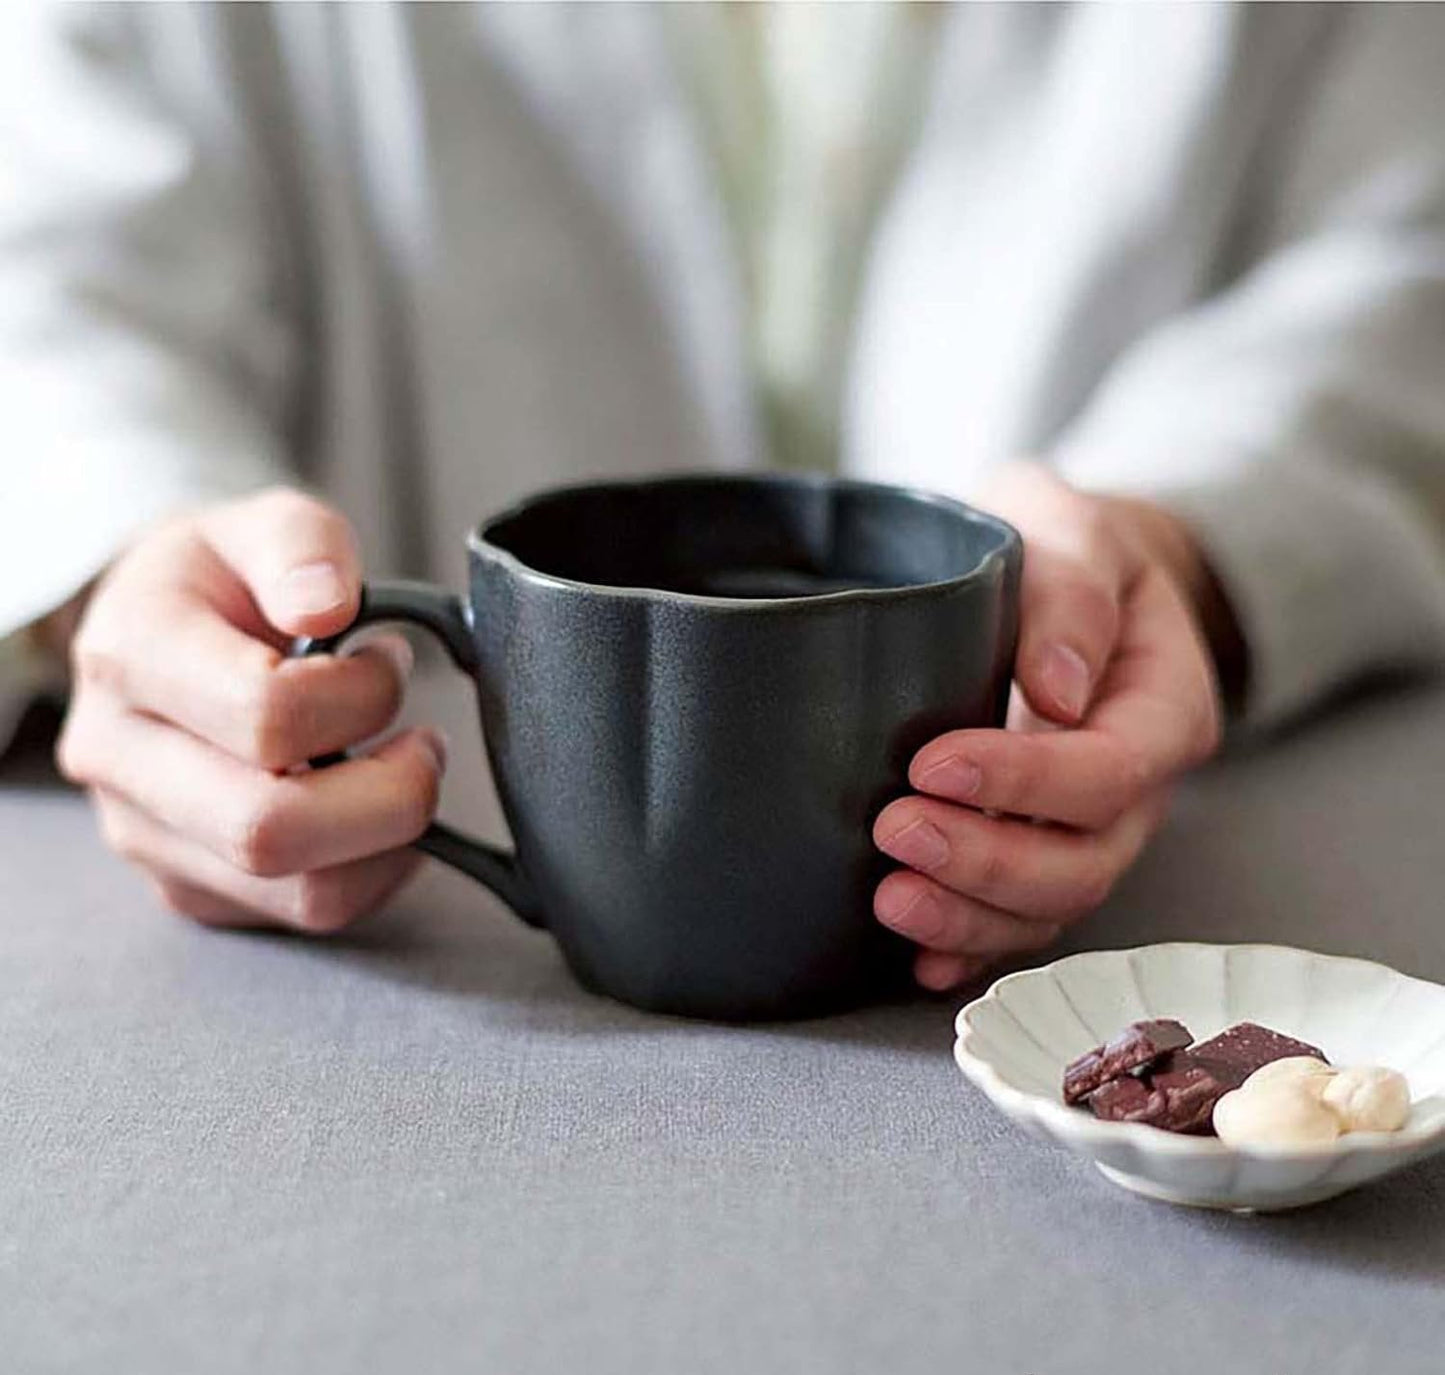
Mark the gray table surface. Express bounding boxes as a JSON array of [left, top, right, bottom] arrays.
[[3, 671, 1444, 1375]]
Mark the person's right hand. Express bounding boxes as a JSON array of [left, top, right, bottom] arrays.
[[57, 488, 446, 932]]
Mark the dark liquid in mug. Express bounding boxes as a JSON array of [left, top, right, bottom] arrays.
[[666, 567, 900, 599], [484, 480, 981, 601]]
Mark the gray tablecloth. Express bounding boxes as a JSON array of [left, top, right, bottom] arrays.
[[3, 673, 1444, 1375]]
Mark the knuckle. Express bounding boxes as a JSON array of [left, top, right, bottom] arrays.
[[998, 736, 1043, 811], [229, 790, 295, 877], [240, 670, 310, 770], [970, 835, 1011, 895], [1109, 739, 1154, 806]]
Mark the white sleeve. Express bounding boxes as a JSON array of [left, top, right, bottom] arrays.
[[0, 3, 293, 641], [1053, 8, 1445, 730]]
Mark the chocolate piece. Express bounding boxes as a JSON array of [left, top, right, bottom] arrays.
[[1068, 1018, 1334, 1138], [1088, 1052, 1238, 1132], [1146, 1053, 1246, 1133], [1088, 1075, 1164, 1123], [1188, 1023, 1327, 1077], [1062, 1019, 1193, 1104]]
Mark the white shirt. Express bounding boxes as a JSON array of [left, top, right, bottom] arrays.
[[2, 1, 1444, 737]]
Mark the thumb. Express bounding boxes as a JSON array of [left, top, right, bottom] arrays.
[[980, 466, 1127, 725], [1014, 542, 1124, 724], [201, 488, 363, 640]]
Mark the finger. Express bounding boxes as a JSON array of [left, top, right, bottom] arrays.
[[73, 589, 412, 769], [909, 725, 1149, 830], [1088, 566, 1222, 776], [200, 488, 363, 641], [64, 702, 445, 876], [873, 793, 1165, 923], [909, 570, 1219, 830], [156, 853, 425, 933], [982, 467, 1128, 725], [874, 868, 1062, 957], [913, 950, 992, 993], [97, 791, 423, 932], [1016, 547, 1125, 724]]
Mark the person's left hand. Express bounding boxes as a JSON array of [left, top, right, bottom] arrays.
[[872, 463, 1229, 991]]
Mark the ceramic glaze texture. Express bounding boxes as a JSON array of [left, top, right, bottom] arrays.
[[954, 944, 1445, 1211], [471, 478, 1020, 1019], [302, 475, 1021, 1020]]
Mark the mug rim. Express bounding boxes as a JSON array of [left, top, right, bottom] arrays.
[[468, 472, 1021, 609]]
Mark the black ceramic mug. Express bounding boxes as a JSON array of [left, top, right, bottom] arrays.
[[296, 475, 1021, 1020]]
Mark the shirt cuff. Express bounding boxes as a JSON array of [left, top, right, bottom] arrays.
[[1085, 460, 1445, 731], [0, 438, 287, 754]]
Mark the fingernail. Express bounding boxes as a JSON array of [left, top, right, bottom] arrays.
[[877, 882, 941, 940], [877, 818, 950, 872], [419, 728, 449, 773], [917, 756, 982, 801], [359, 632, 414, 685], [1042, 643, 1091, 719], [281, 561, 347, 616]]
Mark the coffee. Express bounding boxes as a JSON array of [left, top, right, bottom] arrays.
[[659, 567, 901, 599]]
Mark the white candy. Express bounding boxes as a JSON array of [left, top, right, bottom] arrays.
[[1212, 1057, 1412, 1146], [1321, 1065, 1412, 1133], [1242, 1056, 1337, 1096], [1213, 1082, 1342, 1148]]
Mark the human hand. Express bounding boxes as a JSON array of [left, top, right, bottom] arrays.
[[872, 463, 1229, 990], [57, 489, 445, 931]]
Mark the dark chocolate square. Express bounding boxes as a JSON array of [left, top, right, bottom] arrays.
[[1146, 1054, 1244, 1133], [1188, 1023, 1327, 1076], [1062, 1019, 1193, 1104], [1088, 1075, 1164, 1123]]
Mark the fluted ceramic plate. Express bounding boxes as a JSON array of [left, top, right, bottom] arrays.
[[954, 943, 1445, 1211]]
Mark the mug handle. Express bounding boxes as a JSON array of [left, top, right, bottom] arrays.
[[290, 579, 544, 927]]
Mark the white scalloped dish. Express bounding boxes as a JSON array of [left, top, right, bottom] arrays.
[[953, 943, 1445, 1212]]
